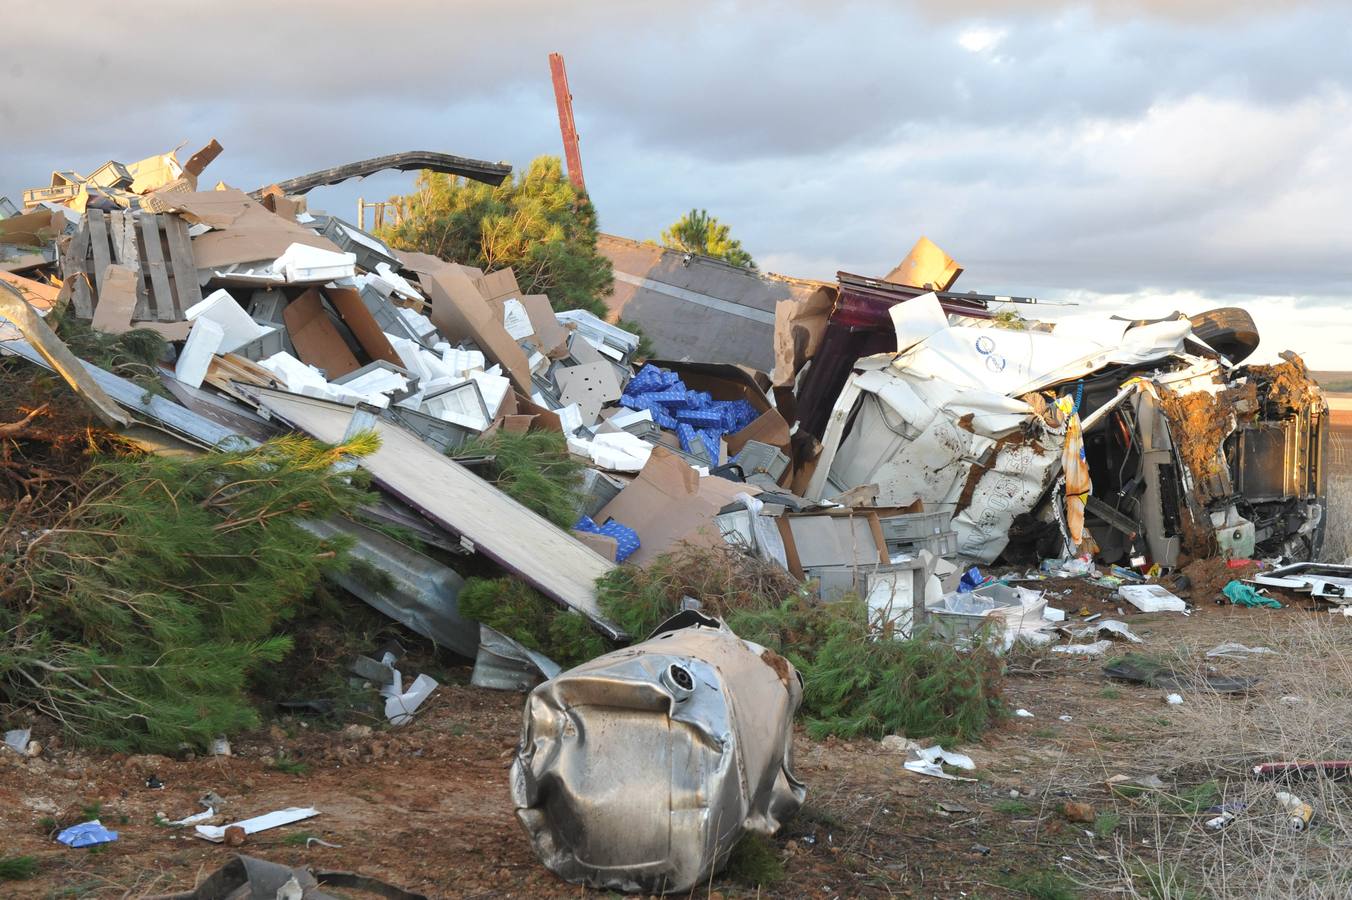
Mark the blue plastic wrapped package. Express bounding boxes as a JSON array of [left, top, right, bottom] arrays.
[[57, 820, 119, 848], [957, 566, 985, 594], [574, 515, 641, 563], [619, 364, 765, 468]]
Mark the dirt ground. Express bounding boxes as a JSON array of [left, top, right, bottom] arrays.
[[3, 577, 1348, 900]]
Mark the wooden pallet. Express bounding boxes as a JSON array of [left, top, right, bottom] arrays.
[[63, 209, 202, 323]]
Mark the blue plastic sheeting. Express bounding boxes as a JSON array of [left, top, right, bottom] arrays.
[[620, 364, 758, 465], [574, 515, 641, 563], [57, 821, 119, 848]]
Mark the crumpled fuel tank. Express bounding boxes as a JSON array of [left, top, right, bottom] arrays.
[[510, 611, 805, 893]]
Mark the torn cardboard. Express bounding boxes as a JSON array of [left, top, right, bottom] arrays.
[[282, 288, 360, 378], [417, 263, 533, 392], [595, 446, 753, 566]]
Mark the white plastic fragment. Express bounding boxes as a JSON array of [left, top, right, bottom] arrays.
[[273, 243, 356, 283], [1205, 641, 1277, 658], [3, 728, 31, 754], [1165, 693, 1184, 705], [1052, 640, 1113, 656], [1118, 584, 1187, 613], [194, 807, 319, 842], [174, 318, 225, 389], [184, 288, 273, 354], [383, 673, 438, 727], [1015, 709, 1035, 718], [903, 744, 978, 781]]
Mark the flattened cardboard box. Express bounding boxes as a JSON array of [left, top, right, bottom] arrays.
[[596, 446, 755, 567]]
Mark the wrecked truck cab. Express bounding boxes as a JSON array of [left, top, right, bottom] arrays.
[[510, 611, 805, 894], [1076, 349, 1327, 567], [808, 296, 1328, 570]]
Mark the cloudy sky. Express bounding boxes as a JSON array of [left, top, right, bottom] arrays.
[[4, 1, 1349, 365]]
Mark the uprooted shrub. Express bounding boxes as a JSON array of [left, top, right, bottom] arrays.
[[728, 597, 1004, 743], [451, 430, 585, 528], [0, 433, 374, 752], [459, 543, 1004, 744]]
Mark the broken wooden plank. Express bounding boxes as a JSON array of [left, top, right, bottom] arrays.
[[61, 223, 94, 318], [87, 209, 111, 297], [138, 213, 173, 322], [162, 215, 201, 320], [252, 388, 623, 638], [0, 279, 130, 428]]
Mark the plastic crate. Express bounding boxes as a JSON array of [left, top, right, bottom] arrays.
[[887, 529, 958, 559], [879, 510, 953, 543]]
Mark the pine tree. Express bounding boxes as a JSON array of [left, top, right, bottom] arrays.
[[377, 157, 613, 318], [0, 433, 376, 752], [660, 209, 756, 270]]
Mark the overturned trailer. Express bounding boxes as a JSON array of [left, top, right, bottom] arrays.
[[799, 294, 1326, 567]]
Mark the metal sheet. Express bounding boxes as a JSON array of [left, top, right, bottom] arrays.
[[252, 387, 623, 638], [511, 612, 804, 893], [471, 625, 561, 691], [300, 517, 477, 659]]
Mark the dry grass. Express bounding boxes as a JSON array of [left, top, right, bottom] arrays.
[[1072, 616, 1352, 898]]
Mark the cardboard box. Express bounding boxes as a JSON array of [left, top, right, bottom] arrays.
[[282, 288, 360, 378]]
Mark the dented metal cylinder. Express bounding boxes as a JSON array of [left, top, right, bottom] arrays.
[[510, 611, 806, 893]]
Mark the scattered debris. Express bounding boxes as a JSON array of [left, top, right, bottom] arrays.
[[147, 854, 428, 900], [1062, 801, 1096, 823], [1206, 641, 1277, 658], [1275, 792, 1314, 831], [1053, 640, 1113, 656]]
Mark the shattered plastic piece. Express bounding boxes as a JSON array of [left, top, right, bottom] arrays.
[[1118, 584, 1188, 613], [573, 515, 641, 563], [1222, 580, 1282, 609], [1053, 640, 1112, 655], [3, 727, 30, 754], [195, 807, 319, 843], [1206, 641, 1277, 658], [511, 612, 804, 894], [57, 820, 119, 847], [1015, 708, 1035, 718], [383, 672, 438, 726], [903, 745, 978, 781], [167, 807, 216, 827], [1072, 619, 1142, 643]]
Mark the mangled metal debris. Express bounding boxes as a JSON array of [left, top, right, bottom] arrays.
[[511, 612, 805, 893]]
